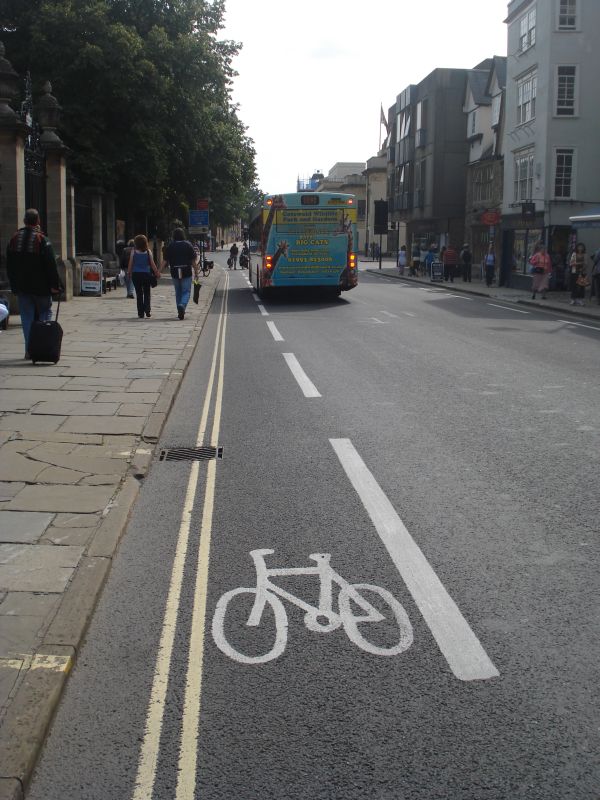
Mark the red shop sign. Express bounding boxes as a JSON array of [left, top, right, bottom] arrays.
[[481, 210, 501, 226]]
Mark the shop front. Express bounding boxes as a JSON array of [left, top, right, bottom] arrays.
[[501, 207, 544, 290]]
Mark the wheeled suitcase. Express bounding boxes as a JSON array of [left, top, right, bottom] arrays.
[[28, 298, 63, 364]]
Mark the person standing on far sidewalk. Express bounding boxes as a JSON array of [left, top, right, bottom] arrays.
[[229, 242, 239, 269], [569, 242, 587, 306], [442, 243, 458, 283], [397, 245, 407, 275], [460, 243, 472, 282], [410, 242, 420, 276], [423, 244, 437, 279], [163, 228, 197, 320], [120, 239, 136, 298], [529, 243, 552, 299], [6, 208, 62, 359], [590, 248, 600, 305], [484, 244, 496, 287], [127, 234, 161, 318]]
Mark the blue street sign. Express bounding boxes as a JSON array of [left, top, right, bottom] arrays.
[[189, 209, 209, 228]]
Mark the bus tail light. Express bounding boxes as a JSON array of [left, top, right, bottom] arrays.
[[348, 252, 357, 270], [265, 255, 274, 270]]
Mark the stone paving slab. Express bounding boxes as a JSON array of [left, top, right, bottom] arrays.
[[0, 544, 84, 593], [5, 484, 115, 513], [0, 512, 54, 544], [32, 402, 119, 416], [117, 403, 153, 417], [0, 593, 61, 618], [0, 415, 66, 434], [64, 377, 130, 388], [0, 377, 71, 390], [60, 416, 146, 435], [95, 391, 160, 404], [0, 616, 47, 657]]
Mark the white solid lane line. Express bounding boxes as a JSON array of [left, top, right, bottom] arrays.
[[258, 304, 269, 316], [282, 353, 321, 398], [487, 303, 529, 314], [330, 438, 499, 683], [266, 321, 284, 341], [558, 319, 600, 332], [447, 294, 473, 300]]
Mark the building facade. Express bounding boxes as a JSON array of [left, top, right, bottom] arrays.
[[502, 0, 600, 288], [388, 69, 470, 255], [464, 57, 507, 273]]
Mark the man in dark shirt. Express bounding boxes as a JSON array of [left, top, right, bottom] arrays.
[[162, 228, 197, 319], [460, 243, 472, 282], [442, 244, 459, 283], [6, 208, 61, 358]]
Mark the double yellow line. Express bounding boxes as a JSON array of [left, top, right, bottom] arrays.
[[133, 272, 229, 800]]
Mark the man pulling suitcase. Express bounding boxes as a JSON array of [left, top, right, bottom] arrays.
[[6, 208, 62, 360]]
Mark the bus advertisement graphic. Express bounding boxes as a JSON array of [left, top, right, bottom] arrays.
[[258, 194, 358, 289]]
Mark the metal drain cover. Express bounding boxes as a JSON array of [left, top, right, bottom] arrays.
[[159, 446, 223, 462]]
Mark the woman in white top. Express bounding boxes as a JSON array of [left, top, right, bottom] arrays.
[[397, 245, 407, 275]]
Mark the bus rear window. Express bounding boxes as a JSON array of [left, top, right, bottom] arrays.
[[301, 195, 320, 205]]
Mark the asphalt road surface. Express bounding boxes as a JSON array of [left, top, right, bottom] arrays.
[[29, 260, 600, 799]]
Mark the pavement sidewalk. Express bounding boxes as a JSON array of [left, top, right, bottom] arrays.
[[362, 257, 600, 323], [0, 268, 220, 800]]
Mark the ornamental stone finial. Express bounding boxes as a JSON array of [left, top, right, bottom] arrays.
[[36, 78, 63, 144], [0, 40, 19, 119]]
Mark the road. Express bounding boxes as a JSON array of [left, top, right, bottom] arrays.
[[29, 259, 600, 799]]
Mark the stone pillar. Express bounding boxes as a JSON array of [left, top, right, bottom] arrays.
[[0, 41, 27, 297], [104, 192, 116, 255], [89, 188, 103, 256], [66, 180, 76, 261], [36, 81, 72, 298]]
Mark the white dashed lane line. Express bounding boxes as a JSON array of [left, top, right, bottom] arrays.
[[487, 303, 529, 314], [266, 321, 284, 342], [258, 304, 269, 316], [282, 353, 321, 398], [558, 319, 600, 331]]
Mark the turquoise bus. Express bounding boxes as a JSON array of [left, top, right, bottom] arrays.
[[248, 192, 358, 297]]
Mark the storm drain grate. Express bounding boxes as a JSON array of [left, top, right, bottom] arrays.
[[159, 445, 223, 462]]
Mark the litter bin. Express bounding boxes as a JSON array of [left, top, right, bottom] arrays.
[[80, 258, 103, 296]]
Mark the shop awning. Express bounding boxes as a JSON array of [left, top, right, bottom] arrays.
[[569, 207, 600, 228]]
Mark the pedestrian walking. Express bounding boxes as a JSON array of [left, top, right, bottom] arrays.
[[162, 228, 197, 320], [127, 234, 161, 318], [423, 244, 437, 279], [410, 243, 420, 276], [229, 242, 239, 269], [220, 239, 225, 250], [397, 245, 407, 275], [442, 244, 458, 283], [590, 248, 600, 305], [528, 243, 552, 299], [568, 242, 588, 306], [6, 208, 62, 359], [460, 243, 472, 282], [484, 244, 496, 287], [120, 238, 136, 298]]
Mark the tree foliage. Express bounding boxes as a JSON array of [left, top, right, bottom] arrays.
[[1, 0, 257, 228]]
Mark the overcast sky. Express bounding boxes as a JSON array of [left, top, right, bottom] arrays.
[[221, 0, 509, 195]]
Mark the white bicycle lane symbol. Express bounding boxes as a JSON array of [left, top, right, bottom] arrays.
[[211, 549, 414, 664]]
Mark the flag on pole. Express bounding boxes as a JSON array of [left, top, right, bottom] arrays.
[[380, 103, 390, 135]]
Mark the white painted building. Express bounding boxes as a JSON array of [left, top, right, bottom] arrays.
[[501, 0, 600, 287]]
